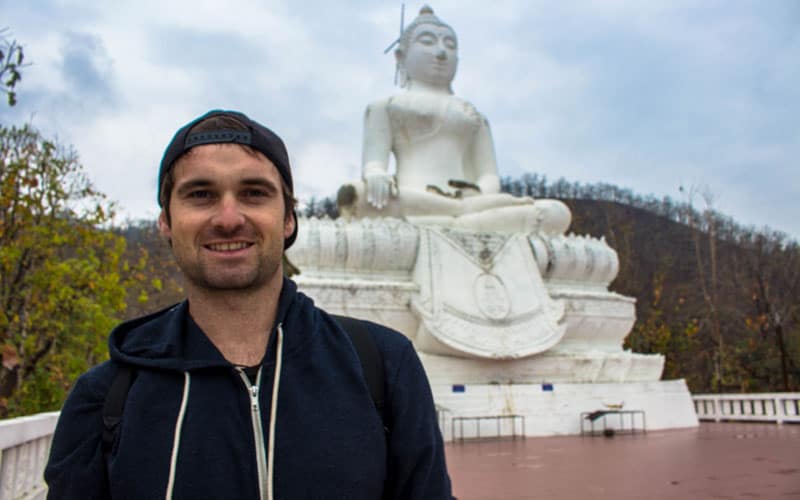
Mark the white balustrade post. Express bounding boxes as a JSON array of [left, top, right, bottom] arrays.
[[0, 412, 59, 500]]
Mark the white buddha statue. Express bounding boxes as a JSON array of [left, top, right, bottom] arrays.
[[337, 5, 570, 235]]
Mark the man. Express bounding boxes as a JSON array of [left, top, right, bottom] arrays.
[[44, 110, 453, 499]]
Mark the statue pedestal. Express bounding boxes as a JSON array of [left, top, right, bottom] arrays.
[[431, 379, 698, 439], [287, 216, 694, 436]]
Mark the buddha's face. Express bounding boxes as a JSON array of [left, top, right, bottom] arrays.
[[400, 23, 458, 88]]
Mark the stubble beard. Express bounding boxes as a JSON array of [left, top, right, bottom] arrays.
[[174, 239, 284, 294], [181, 256, 279, 292]]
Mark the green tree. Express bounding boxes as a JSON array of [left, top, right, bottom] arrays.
[[117, 219, 185, 319], [736, 231, 800, 391], [0, 124, 129, 417], [1, 28, 26, 106]]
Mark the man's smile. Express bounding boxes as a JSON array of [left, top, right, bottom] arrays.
[[204, 241, 254, 252]]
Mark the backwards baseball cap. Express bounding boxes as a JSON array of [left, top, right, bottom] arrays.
[[158, 109, 298, 249]]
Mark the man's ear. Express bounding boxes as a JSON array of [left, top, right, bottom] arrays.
[[394, 48, 404, 63], [284, 210, 296, 240], [158, 210, 172, 239]]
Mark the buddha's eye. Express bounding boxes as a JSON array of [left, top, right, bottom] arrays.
[[415, 32, 437, 46], [444, 37, 457, 50]]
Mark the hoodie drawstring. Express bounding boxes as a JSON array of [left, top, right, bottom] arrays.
[[164, 325, 284, 500], [166, 371, 191, 499], [267, 324, 285, 500]]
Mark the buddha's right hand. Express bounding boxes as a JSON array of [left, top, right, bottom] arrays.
[[448, 179, 481, 196], [364, 171, 395, 209]]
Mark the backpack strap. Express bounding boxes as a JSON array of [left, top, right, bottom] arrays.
[[102, 363, 135, 461], [332, 315, 387, 426]]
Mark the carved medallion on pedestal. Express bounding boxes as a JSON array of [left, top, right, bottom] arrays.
[[411, 227, 566, 359]]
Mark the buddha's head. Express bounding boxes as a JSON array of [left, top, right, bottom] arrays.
[[395, 5, 458, 92]]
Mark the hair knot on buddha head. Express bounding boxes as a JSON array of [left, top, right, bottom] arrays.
[[395, 5, 459, 92]]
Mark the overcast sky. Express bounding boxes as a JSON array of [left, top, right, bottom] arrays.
[[2, 0, 798, 240]]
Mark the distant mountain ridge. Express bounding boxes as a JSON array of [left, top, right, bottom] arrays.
[[555, 193, 798, 394]]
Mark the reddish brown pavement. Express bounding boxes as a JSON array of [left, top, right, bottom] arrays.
[[445, 423, 800, 500]]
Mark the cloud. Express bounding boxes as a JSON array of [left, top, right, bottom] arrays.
[[292, 141, 359, 201], [1, 0, 798, 240], [59, 31, 117, 108], [148, 29, 263, 71]]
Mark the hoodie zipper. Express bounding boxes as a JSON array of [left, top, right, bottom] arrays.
[[237, 366, 268, 500]]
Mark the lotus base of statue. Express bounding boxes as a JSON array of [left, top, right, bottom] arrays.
[[286, 216, 665, 382]]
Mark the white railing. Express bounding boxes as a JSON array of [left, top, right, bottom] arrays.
[[693, 393, 800, 424], [0, 412, 58, 500]]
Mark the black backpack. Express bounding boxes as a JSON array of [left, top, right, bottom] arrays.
[[101, 315, 386, 458]]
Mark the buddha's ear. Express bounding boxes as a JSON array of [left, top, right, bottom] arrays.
[[394, 48, 405, 63]]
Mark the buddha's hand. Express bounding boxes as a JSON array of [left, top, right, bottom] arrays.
[[448, 179, 481, 197], [364, 171, 396, 209]]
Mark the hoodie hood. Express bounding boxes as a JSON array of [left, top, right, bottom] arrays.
[[109, 278, 308, 371]]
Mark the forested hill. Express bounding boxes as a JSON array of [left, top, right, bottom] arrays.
[[501, 174, 799, 394]]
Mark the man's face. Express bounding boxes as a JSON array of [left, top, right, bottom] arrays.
[[158, 144, 295, 293]]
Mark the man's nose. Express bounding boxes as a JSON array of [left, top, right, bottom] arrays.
[[436, 48, 447, 60], [211, 195, 245, 232]]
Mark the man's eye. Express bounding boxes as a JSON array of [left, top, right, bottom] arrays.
[[187, 190, 212, 199], [416, 34, 436, 45], [243, 189, 268, 198]]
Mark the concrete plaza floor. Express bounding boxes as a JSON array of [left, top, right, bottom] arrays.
[[445, 422, 800, 500]]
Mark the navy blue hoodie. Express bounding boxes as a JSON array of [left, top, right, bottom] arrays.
[[44, 279, 452, 499]]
